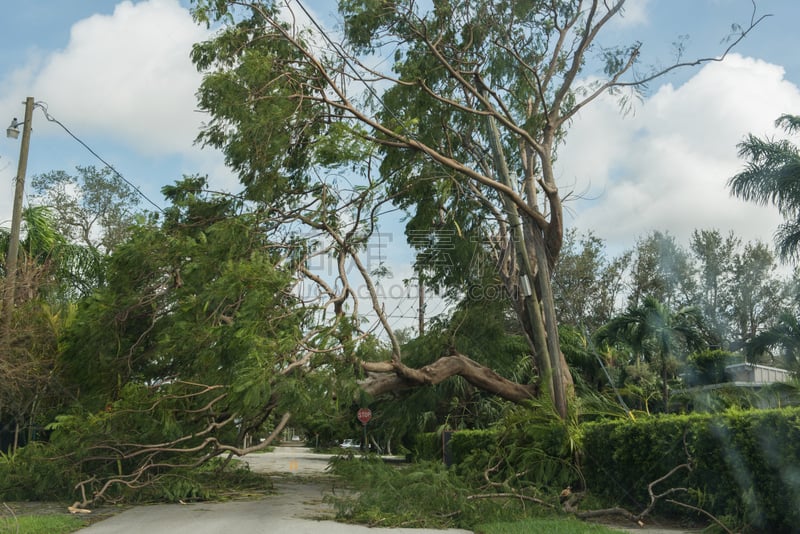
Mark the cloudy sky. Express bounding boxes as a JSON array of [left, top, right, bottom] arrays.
[[560, 1, 800, 253], [1, 0, 799, 328]]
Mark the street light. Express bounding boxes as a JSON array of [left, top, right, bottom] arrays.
[[3, 97, 34, 338], [6, 118, 21, 139]]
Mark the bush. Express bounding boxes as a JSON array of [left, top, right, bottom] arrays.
[[449, 429, 498, 466], [581, 407, 800, 532], [0, 442, 76, 501], [684, 349, 736, 386]]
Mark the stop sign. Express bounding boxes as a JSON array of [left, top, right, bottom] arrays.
[[357, 408, 372, 425]]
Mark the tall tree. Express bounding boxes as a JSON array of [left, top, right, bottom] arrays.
[[690, 229, 739, 340], [191, 0, 765, 418], [30, 165, 141, 254], [627, 231, 697, 310], [729, 114, 800, 261], [553, 229, 630, 332], [724, 241, 786, 350]]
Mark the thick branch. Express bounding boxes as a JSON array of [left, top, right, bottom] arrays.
[[360, 352, 538, 403]]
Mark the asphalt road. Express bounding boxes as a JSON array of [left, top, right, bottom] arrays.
[[75, 446, 472, 534]]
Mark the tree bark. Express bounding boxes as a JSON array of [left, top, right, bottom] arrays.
[[360, 352, 538, 403]]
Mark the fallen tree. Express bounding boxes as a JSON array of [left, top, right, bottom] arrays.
[[191, 0, 767, 418], [2, 1, 772, 509]]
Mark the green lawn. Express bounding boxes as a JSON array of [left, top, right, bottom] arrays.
[[474, 517, 626, 534], [0, 514, 89, 534]]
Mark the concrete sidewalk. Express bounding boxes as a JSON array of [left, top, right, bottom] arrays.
[[76, 447, 472, 534], [74, 487, 471, 534]]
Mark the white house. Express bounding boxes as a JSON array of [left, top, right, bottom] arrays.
[[724, 363, 792, 386]]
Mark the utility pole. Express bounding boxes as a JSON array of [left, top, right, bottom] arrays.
[[3, 97, 34, 339], [417, 271, 425, 336]]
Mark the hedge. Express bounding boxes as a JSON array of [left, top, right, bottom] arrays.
[[582, 407, 800, 532], [413, 431, 441, 461], [412, 408, 800, 531], [415, 408, 800, 532]]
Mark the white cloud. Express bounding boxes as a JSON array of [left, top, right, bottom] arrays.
[[28, 0, 210, 157], [560, 54, 800, 253], [613, 0, 650, 28]]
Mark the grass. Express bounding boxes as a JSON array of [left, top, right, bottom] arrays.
[[474, 517, 626, 533], [0, 514, 89, 534]]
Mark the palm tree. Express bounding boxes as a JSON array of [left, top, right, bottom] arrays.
[[595, 297, 712, 412], [1, 205, 104, 304], [746, 311, 800, 372], [729, 114, 800, 261]]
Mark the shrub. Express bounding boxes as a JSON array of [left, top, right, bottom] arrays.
[[0, 442, 76, 501], [581, 407, 800, 532], [448, 429, 498, 465]]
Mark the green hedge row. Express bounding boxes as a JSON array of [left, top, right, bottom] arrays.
[[414, 408, 800, 532], [581, 407, 800, 532], [413, 431, 441, 461]]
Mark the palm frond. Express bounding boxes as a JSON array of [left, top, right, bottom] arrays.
[[776, 114, 800, 134]]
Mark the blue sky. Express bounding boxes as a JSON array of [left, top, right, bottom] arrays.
[[1, 0, 800, 328]]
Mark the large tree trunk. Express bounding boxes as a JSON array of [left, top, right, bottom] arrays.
[[484, 107, 573, 418]]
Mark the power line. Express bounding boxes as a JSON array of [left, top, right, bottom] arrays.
[[36, 102, 165, 213], [292, 0, 406, 127]]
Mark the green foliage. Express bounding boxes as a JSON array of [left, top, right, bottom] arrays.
[[626, 231, 697, 309], [15, 382, 219, 502], [30, 165, 142, 254], [596, 296, 715, 412], [415, 403, 800, 531], [560, 325, 611, 393], [191, 9, 333, 204], [414, 398, 601, 499], [554, 229, 630, 332], [365, 298, 524, 449], [327, 456, 552, 529], [0, 204, 104, 302], [0, 442, 76, 501], [133, 458, 270, 504], [684, 349, 736, 386], [455, 403, 581, 495], [328, 457, 471, 528], [0, 412, 269, 505], [59, 178, 303, 407], [730, 113, 800, 260], [448, 429, 498, 466], [581, 408, 800, 532], [746, 311, 800, 371], [413, 432, 442, 461], [28, 179, 340, 505]]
